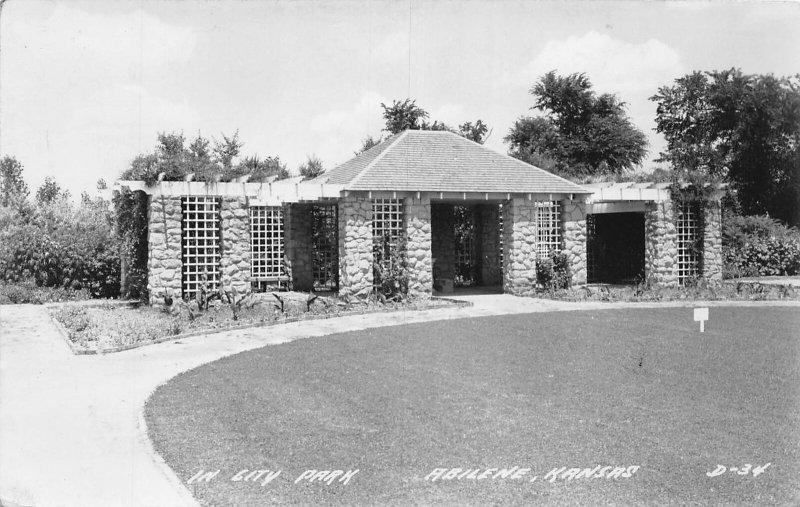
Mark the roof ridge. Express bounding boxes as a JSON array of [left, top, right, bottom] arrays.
[[346, 130, 409, 190]]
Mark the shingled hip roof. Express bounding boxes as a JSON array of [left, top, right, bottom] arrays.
[[315, 130, 590, 195]]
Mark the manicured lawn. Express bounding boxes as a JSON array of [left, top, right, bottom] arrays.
[[146, 307, 800, 506]]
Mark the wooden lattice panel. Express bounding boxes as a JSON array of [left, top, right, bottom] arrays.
[[586, 213, 597, 282], [535, 201, 562, 259], [249, 206, 284, 282], [181, 196, 221, 299], [372, 198, 405, 269], [677, 202, 701, 284], [312, 204, 338, 290], [454, 206, 476, 286]]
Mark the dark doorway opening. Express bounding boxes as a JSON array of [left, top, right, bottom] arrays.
[[587, 212, 645, 284], [432, 202, 503, 293]]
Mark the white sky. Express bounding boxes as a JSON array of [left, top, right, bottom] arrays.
[[1, 0, 798, 198]]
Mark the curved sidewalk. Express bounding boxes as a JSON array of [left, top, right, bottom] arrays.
[[1, 297, 798, 507]]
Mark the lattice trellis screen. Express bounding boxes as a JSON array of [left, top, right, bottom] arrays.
[[181, 196, 221, 299], [453, 205, 476, 286], [676, 202, 701, 285], [372, 198, 405, 268], [455, 234, 474, 280], [311, 204, 338, 290], [535, 201, 562, 259], [498, 203, 504, 270], [250, 206, 284, 285], [586, 213, 597, 282]]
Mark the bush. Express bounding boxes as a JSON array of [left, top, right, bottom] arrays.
[[373, 236, 409, 301], [536, 250, 572, 292], [722, 213, 800, 277], [0, 196, 120, 298], [0, 279, 89, 304]]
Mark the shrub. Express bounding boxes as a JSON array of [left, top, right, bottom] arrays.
[[0, 279, 89, 304], [536, 250, 572, 292], [722, 213, 800, 277], [0, 195, 121, 298], [373, 236, 409, 301]]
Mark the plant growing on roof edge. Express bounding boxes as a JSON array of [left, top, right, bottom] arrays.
[[667, 170, 725, 207]]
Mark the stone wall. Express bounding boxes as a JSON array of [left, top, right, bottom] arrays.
[[475, 204, 502, 286], [431, 203, 455, 284], [338, 194, 373, 297], [405, 196, 433, 298], [502, 199, 537, 296], [644, 200, 679, 286], [702, 201, 723, 281], [561, 200, 587, 285], [146, 196, 182, 303], [284, 203, 314, 291], [220, 197, 251, 294]]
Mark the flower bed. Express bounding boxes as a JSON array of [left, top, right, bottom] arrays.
[[49, 292, 466, 354]]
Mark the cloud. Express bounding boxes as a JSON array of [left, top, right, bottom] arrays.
[[309, 91, 388, 167], [506, 31, 685, 164], [429, 103, 466, 126], [373, 31, 411, 62], [519, 31, 682, 98], [0, 3, 198, 196], [30, 84, 202, 197], [3, 3, 196, 82]]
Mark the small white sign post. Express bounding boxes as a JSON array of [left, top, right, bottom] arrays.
[[694, 307, 709, 332]]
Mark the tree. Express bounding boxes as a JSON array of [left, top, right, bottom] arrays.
[[505, 71, 648, 177], [299, 155, 325, 180], [458, 120, 490, 144], [187, 133, 216, 180], [651, 69, 800, 225], [380, 99, 430, 134], [35, 177, 70, 205], [212, 130, 243, 170], [0, 156, 29, 207], [379, 98, 490, 143], [156, 132, 189, 181]]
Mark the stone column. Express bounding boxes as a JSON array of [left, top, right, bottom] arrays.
[[146, 196, 182, 303], [561, 200, 587, 285], [220, 197, 251, 294], [702, 201, 723, 281], [502, 199, 537, 296], [337, 194, 373, 297], [405, 195, 433, 298], [644, 200, 679, 286], [284, 203, 314, 291], [476, 204, 502, 286]]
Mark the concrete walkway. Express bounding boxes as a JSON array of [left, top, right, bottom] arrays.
[[1, 296, 798, 507]]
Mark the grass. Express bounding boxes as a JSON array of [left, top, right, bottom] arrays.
[[145, 307, 800, 506], [538, 278, 800, 303]]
